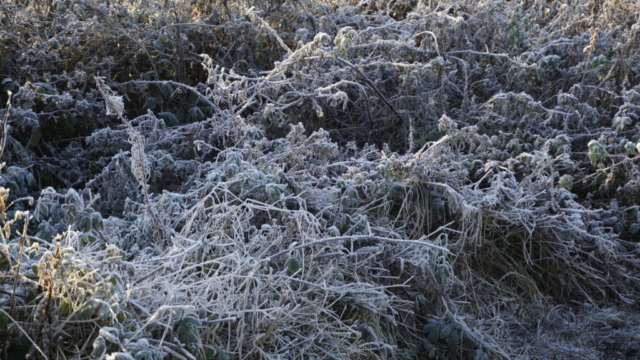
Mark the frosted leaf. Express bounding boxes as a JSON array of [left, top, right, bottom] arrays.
[[95, 77, 125, 118]]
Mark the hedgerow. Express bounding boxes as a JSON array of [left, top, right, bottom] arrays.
[[1, 0, 640, 359]]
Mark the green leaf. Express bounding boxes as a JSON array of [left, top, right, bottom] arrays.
[[446, 328, 460, 346], [59, 300, 71, 316], [2, 78, 16, 92], [91, 212, 103, 230], [204, 345, 227, 360], [64, 113, 77, 127], [98, 327, 121, 343], [22, 100, 34, 110], [440, 323, 454, 339], [156, 58, 174, 70], [143, 96, 162, 110], [0, 311, 8, 331], [424, 319, 439, 343], [75, 301, 96, 320], [110, 353, 135, 360], [91, 337, 106, 359], [160, 83, 174, 98], [178, 316, 201, 345], [414, 293, 427, 314], [629, 223, 640, 235], [285, 257, 300, 275], [180, 315, 202, 328], [158, 112, 179, 126], [187, 106, 205, 121], [28, 128, 42, 148], [79, 216, 92, 232], [141, 71, 156, 80]]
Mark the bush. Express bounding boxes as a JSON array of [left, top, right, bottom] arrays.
[[2, 0, 640, 359]]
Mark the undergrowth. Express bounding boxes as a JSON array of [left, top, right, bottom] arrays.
[[1, 0, 640, 359]]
